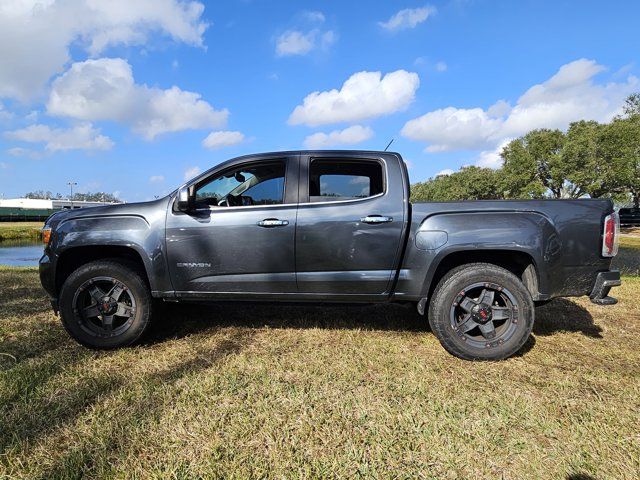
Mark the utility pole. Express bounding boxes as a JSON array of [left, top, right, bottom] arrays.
[[67, 181, 77, 208]]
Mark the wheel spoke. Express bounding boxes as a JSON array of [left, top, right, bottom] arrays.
[[491, 307, 511, 321], [459, 297, 477, 313], [115, 302, 133, 318], [102, 315, 114, 332], [82, 304, 100, 318], [457, 314, 477, 333], [87, 284, 105, 302], [108, 283, 125, 302], [478, 321, 496, 339], [479, 289, 495, 306]]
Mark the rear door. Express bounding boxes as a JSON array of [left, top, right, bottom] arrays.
[[166, 154, 299, 297], [295, 153, 406, 297]]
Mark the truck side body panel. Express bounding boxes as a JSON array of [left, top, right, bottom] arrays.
[[39, 198, 171, 298], [394, 199, 614, 301]]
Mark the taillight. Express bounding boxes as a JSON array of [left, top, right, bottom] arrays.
[[602, 212, 619, 257]]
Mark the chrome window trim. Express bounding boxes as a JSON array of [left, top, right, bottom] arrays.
[[302, 155, 389, 206], [171, 154, 390, 214], [186, 191, 388, 214]]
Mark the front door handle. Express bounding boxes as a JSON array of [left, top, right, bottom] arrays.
[[257, 218, 289, 227], [361, 215, 393, 224]]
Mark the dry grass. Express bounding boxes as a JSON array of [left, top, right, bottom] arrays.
[[0, 268, 639, 479], [614, 236, 640, 276]]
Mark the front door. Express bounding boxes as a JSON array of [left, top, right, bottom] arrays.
[[166, 155, 299, 297], [295, 154, 406, 297]]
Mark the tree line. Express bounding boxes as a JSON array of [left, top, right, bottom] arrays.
[[24, 190, 122, 203], [411, 94, 640, 208]]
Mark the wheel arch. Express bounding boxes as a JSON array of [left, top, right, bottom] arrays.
[[425, 248, 541, 303], [55, 245, 151, 296]]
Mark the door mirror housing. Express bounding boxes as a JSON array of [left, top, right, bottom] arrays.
[[175, 186, 194, 212]]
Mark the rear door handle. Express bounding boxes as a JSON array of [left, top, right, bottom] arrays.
[[361, 215, 393, 224], [257, 218, 289, 227]]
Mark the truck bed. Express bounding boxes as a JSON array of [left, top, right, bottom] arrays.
[[393, 199, 615, 301]]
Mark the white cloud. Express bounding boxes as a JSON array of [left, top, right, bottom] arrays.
[[476, 140, 511, 169], [184, 166, 201, 180], [202, 130, 244, 149], [276, 30, 316, 56], [275, 29, 335, 57], [401, 59, 639, 153], [289, 70, 419, 127], [149, 175, 165, 183], [0, 161, 9, 168], [5, 123, 113, 152], [0, 0, 208, 101], [7, 147, 39, 158], [303, 125, 373, 149], [47, 58, 228, 139], [487, 99, 511, 118], [436, 169, 454, 176], [435, 61, 448, 72], [302, 11, 325, 23], [402, 107, 503, 152], [275, 10, 335, 57], [379, 6, 436, 31], [320, 30, 337, 50]]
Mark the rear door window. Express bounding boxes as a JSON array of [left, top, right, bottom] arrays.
[[309, 159, 384, 202]]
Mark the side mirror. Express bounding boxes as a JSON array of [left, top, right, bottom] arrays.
[[175, 186, 194, 212]]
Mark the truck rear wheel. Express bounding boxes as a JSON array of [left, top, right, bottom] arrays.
[[428, 263, 534, 361], [59, 260, 152, 349]]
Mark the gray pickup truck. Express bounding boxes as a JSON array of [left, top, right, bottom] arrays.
[[39, 151, 621, 360]]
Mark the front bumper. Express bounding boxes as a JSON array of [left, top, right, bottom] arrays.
[[589, 270, 621, 305], [39, 252, 58, 313]]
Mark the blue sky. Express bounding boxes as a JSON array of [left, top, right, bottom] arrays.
[[0, 0, 638, 202]]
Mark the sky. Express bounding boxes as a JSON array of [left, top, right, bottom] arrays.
[[0, 0, 638, 202]]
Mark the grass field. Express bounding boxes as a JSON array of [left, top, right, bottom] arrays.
[[1, 247, 639, 478], [0, 222, 43, 242]]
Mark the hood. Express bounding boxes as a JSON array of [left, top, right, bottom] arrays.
[[45, 197, 171, 229]]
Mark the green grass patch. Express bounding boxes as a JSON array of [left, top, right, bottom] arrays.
[[0, 222, 43, 242], [1, 269, 639, 478]]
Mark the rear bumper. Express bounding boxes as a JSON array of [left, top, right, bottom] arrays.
[[589, 270, 621, 305]]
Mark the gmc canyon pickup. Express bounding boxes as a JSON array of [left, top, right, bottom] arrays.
[[39, 151, 621, 360]]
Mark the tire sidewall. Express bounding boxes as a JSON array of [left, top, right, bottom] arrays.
[[59, 261, 151, 349], [429, 264, 534, 361]]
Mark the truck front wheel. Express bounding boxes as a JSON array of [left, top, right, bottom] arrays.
[[428, 263, 534, 361], [58, 260, 153, 349]]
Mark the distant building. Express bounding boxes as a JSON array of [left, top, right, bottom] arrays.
[[0, 198, 122, 222]]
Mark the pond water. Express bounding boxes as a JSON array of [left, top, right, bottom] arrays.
[[0, 240, 43, 267]]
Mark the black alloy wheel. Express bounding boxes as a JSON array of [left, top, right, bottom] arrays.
[[59, 260, 152, 349], [72, 276, 137, 338], [450, 282, 519, 349], [428, 263, 535, 361]]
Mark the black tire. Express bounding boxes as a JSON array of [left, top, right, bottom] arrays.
[[59, 259, 153, 349], [428, 263, 534, 361]]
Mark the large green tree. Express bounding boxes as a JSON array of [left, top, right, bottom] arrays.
[[411, 166, 502, 202], [605, 114, 640, 207], [562, 120, 625, 199], [499, 129, 578, 198], [623, 93, 640, 117]]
